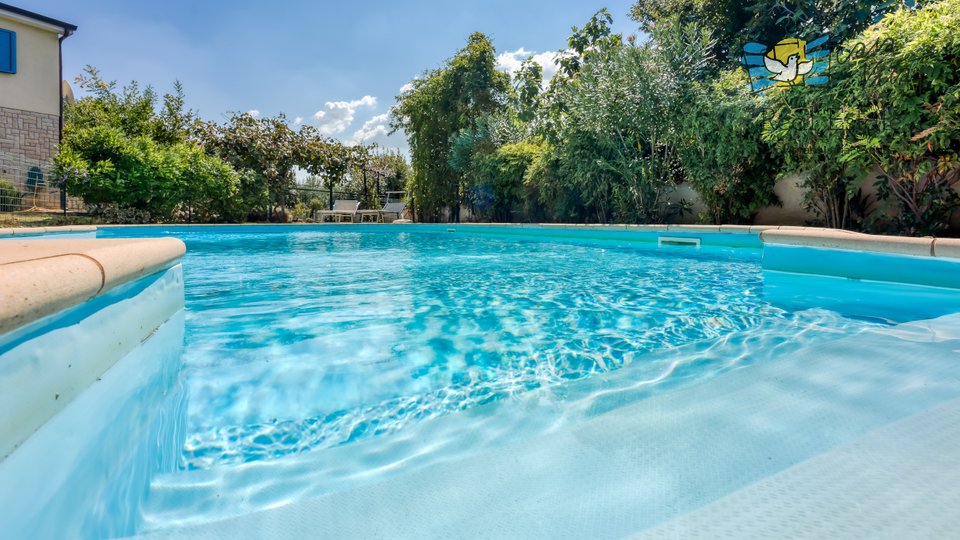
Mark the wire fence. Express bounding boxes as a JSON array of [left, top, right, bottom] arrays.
[[0, 163, 405, 220], [0, 158, 84, 214]]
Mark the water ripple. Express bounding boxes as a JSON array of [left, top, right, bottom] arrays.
[[171, 232, 784, 468]]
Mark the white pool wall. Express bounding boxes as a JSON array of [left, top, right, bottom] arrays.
[[0, 229, 187, 538]]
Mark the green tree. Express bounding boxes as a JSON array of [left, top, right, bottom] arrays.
[[298, 128, 355, 211], [762, 84, 868, 229], [765, 0, 959, 234], [200, 112, 306, 220], [56, 67, 240, 222], [631, 0, 920, 68], [834, 0, 959, 234], [391, 33, 511, 222], [678, 70, 779, 223], [554, 29, 708, 223], [513, 59, 543, 123]]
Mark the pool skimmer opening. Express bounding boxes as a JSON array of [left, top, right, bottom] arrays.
[[659, 236, 702, 248]]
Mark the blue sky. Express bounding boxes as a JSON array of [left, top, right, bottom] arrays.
[[28, 0, 638, 152]]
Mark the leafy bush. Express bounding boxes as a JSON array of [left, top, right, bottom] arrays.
[[678, 71, 778, 223], [835, 0, 960, 234], [391, 3, 957, 233], [553, 30, 699, 223], [469, 141, 540, 222], [764, 0, 960, 234], [392, 33, 511, 222], [55, 67, 241, 223], [57, 126, 240, 223], [0, 177, 22, 212]]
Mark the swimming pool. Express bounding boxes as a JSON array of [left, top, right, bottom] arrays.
[[5, 224, 960, 537]]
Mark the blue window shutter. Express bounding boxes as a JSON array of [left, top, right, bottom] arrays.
[[0, 28, 16, 74]]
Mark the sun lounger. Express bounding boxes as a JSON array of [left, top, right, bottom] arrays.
[[316, 200, 360, 222], [358, 201, 406, 223]]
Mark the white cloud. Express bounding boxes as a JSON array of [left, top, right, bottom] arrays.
[[496, 48, 562, 82], [352, 113, 390, 143], [313, 95, 377, 135], [399, 75, 421, 95], [246, 109, 260, 118], [293, 116, 303, 125]]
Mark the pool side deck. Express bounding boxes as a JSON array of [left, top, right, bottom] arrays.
[[0, 234, 186, 461]]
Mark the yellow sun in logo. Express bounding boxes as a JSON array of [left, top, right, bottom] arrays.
[[764, 38, 813, 87]]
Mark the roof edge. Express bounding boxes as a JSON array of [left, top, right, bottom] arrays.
[[0, 2, 77, 33]]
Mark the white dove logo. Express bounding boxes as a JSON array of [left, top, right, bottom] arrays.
[[741, 36, 830, 92], [763, 53, 814, 83]]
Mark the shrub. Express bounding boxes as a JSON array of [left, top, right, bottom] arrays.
[[678, 71, 779, 224], [835, 0, 960, 234], [469, 141, 541, 222], [56, 67, 242, 223], [0, 178, 22, 212], [765, 0, 960, 234], [57, 128, 240, 223]]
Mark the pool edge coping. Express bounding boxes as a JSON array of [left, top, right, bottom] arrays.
[[2, 223, 960, 335], [0, 235, 186, 334], [0, 225, 97, 237]]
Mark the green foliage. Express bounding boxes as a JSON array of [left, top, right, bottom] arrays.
[[0, 177, 22, 212], [679, 70, 779, 223], [56, 67, 240, 222], [394, 2, 956, 234], [563, 44, 678, 222], [631, 0, 920, 67], [341, 147, 402, 210], [762, 84, 868, 229], [765, 0, 959, 234], [391, 33, 511, 222], [199, 114, 360, 221], [369, 151, 413, 194], [835, 0, 960, 234], [199, 113, 302, 220], [513, 59, 543, 122], [465, 141, 541, 222], [557, 9, 621, 79]]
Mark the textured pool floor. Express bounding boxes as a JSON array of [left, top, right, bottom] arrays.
[[138, 312, 960, 538], [634, 397, 960, 539]]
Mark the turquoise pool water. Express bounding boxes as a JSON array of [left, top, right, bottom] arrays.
[[93, 226, 960, 535], [100, 228, 798, 467]]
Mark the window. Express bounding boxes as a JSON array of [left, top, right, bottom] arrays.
[[0, 28, 16, 74]]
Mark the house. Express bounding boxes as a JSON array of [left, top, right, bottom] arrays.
[[0, 3, 76, 211]]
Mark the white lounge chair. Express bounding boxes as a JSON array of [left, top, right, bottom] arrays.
[[316, 200, 360, 223], [358, 201, 406, 223]]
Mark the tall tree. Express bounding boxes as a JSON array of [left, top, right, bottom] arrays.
[[391, 32, 510, 222], [56, 67, 240, 222], [200, 113, 303, 220]]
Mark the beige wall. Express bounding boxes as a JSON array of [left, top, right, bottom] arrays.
[[0, 15, 61, 116], [754, 173, 816, 226]]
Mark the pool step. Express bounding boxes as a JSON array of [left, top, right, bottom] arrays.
[[138, 310, 849, 532], [634, 396, 960, 539], [136, 313, 960, 539]]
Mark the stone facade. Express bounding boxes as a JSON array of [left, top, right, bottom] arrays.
[[0, 105, 58, 174], [0, 105, 61, 210]]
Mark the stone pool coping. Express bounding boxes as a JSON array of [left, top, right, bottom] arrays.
[[2, 223, 960, 335], [0, 236, 185, 334], [0, 225, 97, 237]]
